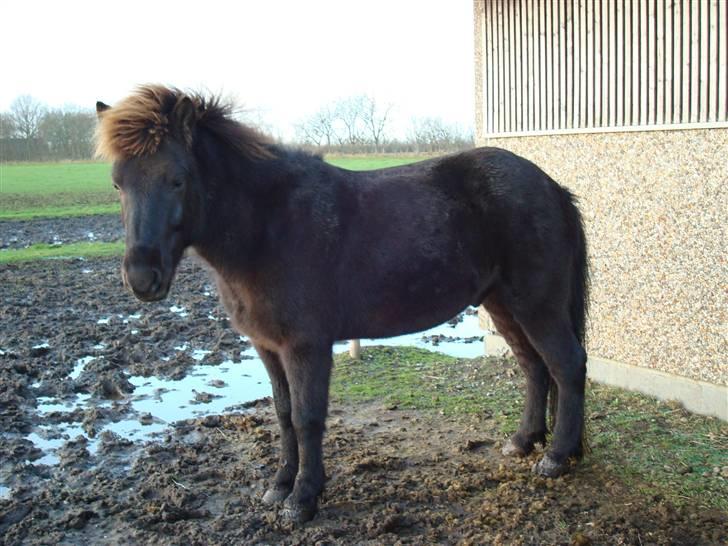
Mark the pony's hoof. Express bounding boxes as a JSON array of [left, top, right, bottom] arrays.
[[501, 439, 529, 457], [262, 486, 292, 505], [281, 498, 317, 523], [532, 454, 569, 477]]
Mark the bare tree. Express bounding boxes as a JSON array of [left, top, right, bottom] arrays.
[[333, 96, 366, 146], [295, 105, 338, 149], [40, 106, 95, 159], [65, 109, 96, 159], [360, 95, 392, 153], [10, 95, 46, 140], [234, 107, 282, 141], [290, 96, 472, 154], [409, 117, 472, 153]]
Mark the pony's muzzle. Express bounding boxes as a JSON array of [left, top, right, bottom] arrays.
[[123, 247, 166, 302], [125, 263, 162, 300]]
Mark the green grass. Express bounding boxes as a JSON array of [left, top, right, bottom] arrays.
[[332, 347, 522, 431], [0, 156, 428, 220], [0, 161, 117, 220], [0, 162, 112, 194], [0, 204, 120, 220], [332, 347, 728, 512], [0, 241, 124, 263], [585, 386, 728, 512], [326, 154, 427, 171]]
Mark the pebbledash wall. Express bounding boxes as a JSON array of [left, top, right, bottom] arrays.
[[473, 1, 727, 419]]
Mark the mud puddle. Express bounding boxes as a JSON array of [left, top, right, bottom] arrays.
[[11, 310, 483, 487], [23, 356, 272, 473], [0, 254, 485, 504]]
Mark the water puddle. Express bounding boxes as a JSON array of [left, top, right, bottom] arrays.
[[169, 305, 189, 317], [13, 310, 484, 492], [128, 358, 271, 423], [339, 312, 484, 359], [70, 356, 96, 380], [37, 393, 92, 414], [191, 349, 212, 360], [25, 355, 270, 466], [26, 432, 65, 466]]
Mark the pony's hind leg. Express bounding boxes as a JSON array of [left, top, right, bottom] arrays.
[[256, 346, 299, 505], [483, 296, 550, 457], [515, 312, 587, 477]]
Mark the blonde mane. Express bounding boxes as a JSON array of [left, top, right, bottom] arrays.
[[95, 85, 272, 161]]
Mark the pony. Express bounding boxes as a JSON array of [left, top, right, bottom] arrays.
[[95, 85, 589, 523]]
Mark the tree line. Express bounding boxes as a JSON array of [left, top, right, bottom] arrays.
[[0, 95, 96, 161], [293, 95, 473, 154], [0, 94, 472, 162]]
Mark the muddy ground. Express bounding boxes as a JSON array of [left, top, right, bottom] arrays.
[[0, 220, 726, 544], [0, 214, 123, 250]]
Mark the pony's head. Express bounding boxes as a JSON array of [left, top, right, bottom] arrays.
[[95, 85, 270, 301]]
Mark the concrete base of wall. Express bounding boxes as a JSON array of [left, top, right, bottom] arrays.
[[482, 332, 727, 422]]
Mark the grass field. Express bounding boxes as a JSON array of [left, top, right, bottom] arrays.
[[325, 154, 428, 171], [0, 155, 427, 220], [0, 162, 116, 220], [0, 242, 125, 263]]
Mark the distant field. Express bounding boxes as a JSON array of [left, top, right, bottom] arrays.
[[0, 155, 426, 220], [0, 162, 116, 220], [0, 162, 112, 194], [325, 154, 427, 171]]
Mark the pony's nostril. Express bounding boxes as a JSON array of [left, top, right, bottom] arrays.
[[149, 268, 161, 293], [126, 263, 161, 295]]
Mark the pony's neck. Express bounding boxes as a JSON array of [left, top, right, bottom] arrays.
[[189, 132, 332, 278], [191, 138, 270, 275]]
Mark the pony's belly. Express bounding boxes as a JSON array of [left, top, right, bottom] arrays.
[[363, 306, 470, 339], [344, 283, 477, 340]]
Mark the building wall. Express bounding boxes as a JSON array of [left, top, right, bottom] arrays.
[[473, 0, 728, 136], [476, 128, 727, 386]]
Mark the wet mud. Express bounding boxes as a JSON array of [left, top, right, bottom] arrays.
[[0, 214, 124, 249]]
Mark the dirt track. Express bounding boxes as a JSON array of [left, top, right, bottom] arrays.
[[0, 219, 726, 545]]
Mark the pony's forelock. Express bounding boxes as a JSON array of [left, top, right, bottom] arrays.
[[94, 85, 272, 161]]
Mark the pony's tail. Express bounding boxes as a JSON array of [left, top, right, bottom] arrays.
[[568, 195, 590, 350], [549, 187, 591, 457]]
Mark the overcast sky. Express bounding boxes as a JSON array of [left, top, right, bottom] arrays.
[[1, 0, 474, 139]]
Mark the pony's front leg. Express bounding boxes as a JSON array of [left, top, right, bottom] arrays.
[[255, 346, 299, 505], [280, 342, 332, 523]]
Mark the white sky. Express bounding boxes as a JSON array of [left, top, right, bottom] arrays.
[[1, 0, 475, 140]]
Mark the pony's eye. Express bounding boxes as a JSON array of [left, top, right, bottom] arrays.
[[172, 179, 184, 190], [113, 183, 120, 191]]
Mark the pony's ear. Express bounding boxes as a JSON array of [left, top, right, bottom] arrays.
[[96, 101, 111, 118], [172, 96, 197, 148]]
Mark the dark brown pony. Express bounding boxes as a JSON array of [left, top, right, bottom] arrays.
[[96, 85, 589, 523]]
